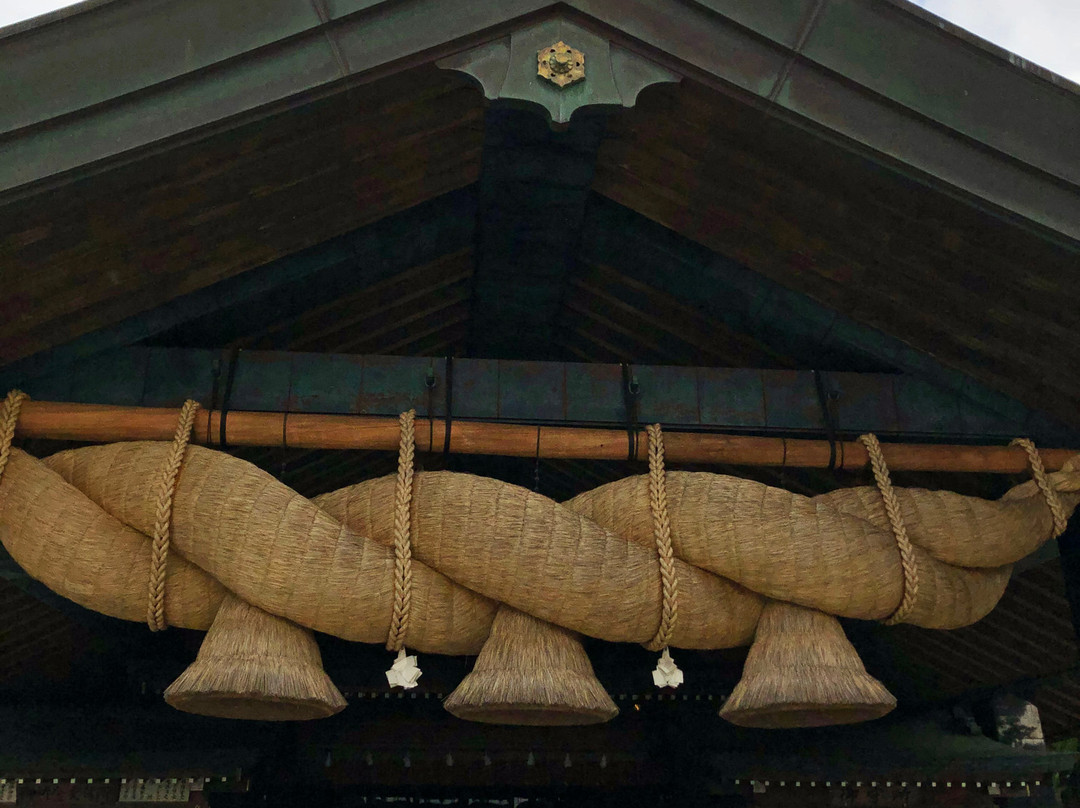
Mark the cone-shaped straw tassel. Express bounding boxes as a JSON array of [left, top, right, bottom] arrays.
[[165, 593, 346, 720], [719, 600, 896, 728], [444, 605, 618, 726]]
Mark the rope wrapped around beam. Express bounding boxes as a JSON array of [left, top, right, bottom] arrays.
[[644, 424, 679, 652], [0, 390, 27, 485], [147, 399, 200, 631], [387, 409, 416, 653], [859, 433, 919, 626], [1012, 437, 1069, 537]]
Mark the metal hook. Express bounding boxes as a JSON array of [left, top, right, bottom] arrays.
[[622, 364, 641, 462], [533, 426, 542, 492], [280, 410, 289, 481], [813, 369, 839, 473], [424, 362, 437, 455]]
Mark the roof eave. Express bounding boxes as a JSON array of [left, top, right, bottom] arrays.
[[1, 0, 1077, 245]]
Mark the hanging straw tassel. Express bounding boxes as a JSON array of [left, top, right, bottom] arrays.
[[386, 409, 422, 688], [443, 605, 618, 725], [160, 400, 346, 720], [719, 600, 896, 728], [442, 425, 623, 723], [164, 592, 347, 720], [642, 424, 683, 687]]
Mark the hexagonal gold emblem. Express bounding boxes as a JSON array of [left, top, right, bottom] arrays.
[[537, 41, 585, 88]]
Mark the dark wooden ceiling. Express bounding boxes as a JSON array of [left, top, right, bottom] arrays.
[[2, 64, 1077, 424], [0, 66, 484, 365], [593, 79, 1080, 427]]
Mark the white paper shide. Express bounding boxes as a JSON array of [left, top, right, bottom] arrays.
[[386, 648, 422, 689]]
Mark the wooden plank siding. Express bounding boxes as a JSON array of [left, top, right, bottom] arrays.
[[556, 260, 798, 368], [0, 66, 484, 365], [885, 560, 1080, 741], [221, 249, 475, 355], [592, 80, 1080, 426]]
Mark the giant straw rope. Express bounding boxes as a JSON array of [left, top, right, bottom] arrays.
[[2, 392, 1079, 661]]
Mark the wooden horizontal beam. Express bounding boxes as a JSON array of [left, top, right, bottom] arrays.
[[13, 401, 1078, 474], [6, 348, 1077, 445]]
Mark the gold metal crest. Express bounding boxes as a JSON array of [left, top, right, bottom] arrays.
[[537, 41, 585, 88]]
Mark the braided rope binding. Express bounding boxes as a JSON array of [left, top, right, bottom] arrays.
[[387, 409, 416, 652], [0, 390, 27, 486], [147, 399, 201, 632], [1011, 438, 1069, 538], [644, 423, 680, 652], [859, 433, 919, 626]]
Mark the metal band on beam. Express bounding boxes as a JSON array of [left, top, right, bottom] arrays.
[[8, 348, 1077, 445]]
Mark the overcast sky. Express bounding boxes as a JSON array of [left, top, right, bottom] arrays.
[[909, 0, 1080, 82], [1, 0, 1078, 84]]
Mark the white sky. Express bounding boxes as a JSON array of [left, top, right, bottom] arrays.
[[909, 0, 1080, 82], [1, 0, 1078, 83], [0, 0, 79, 27]]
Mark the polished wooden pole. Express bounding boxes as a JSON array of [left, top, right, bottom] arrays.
[[13, 400, 1078, 473]]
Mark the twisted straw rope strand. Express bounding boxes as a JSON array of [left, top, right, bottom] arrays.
[[1011, 438, 1069, 538], [644, 423, 680, 651], [147, 399, 201, 632], [387, 409, 416, 652], [859, 433, 919, 626]]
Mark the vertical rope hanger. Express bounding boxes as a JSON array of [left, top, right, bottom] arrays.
[[1011, 438, 1069, 538], [644, 424, 678, 650], [1, 391, 201, 633], [0, 390, 28, 486], [859, 433, 919, 625], [386, 409, 422, 689], [387, 409, 416, 651], [644, 424, 684, 688], [147, 399, 201, 632], [861, 434, 1071, 626]]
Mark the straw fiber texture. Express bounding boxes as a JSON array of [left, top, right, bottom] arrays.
[[0, 448, 224, 628], [39, 443, 493, 655], [568, 473, 1022, 629], [165, 592, 347, 720], [443, 605, 619, 725], [720, 600, 897, 728], [0, 441, 1076, 655], [318, 471, 761, 648]]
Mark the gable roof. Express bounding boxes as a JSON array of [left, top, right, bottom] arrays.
[[3, 0, 1078, 237], [1, 0, 1078, 424]]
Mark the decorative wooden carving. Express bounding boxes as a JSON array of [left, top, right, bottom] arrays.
[[437, 18, 680, 124], [537, 41, 585, 89]]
